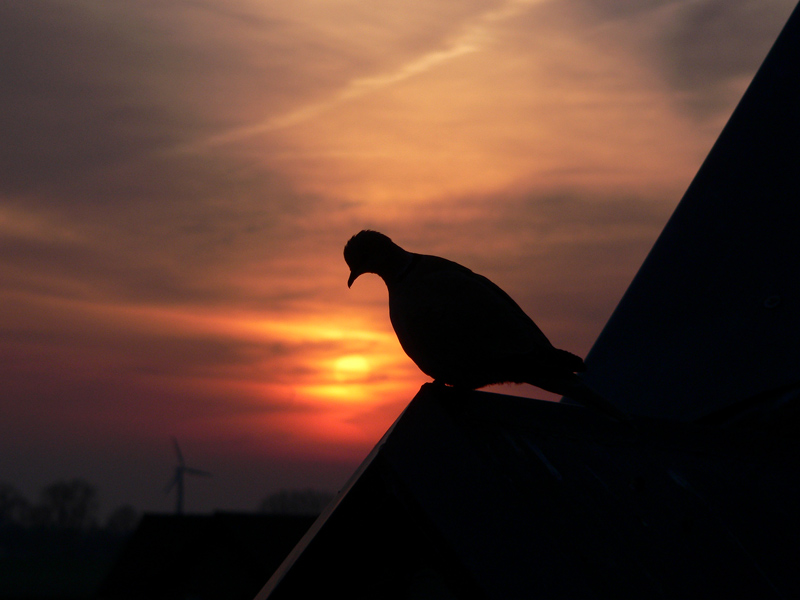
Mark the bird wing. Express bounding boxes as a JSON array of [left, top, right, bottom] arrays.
[[390, 255, 555, 375]]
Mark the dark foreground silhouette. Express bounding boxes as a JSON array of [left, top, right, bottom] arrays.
[[344, 230, 626, 420]]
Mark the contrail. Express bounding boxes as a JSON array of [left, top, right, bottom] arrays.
[[177, 0, 546, 152]]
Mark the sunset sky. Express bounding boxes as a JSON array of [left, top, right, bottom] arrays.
[[2, 0, 796, 516]]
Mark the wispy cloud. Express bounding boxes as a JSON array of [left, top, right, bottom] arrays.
[[0, 206, 83, 244], [187, 0, 548, 149]]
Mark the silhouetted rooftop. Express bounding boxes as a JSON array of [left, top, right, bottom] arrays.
[[257, 384, 800, 599]]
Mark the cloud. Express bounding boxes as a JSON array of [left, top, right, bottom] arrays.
[[0, 206, 83, 244], [0, 0, 389, 198], [655, 0, 796, 113], [568, 0, 797, 118], [1, 2, 185, 194]]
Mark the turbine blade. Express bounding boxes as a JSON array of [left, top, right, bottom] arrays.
[[164, 474, 179, 494], [172, 437, 185, 466], [184, 467, 212, 477]]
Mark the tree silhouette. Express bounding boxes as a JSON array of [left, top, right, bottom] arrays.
[[0, 482, 30, 526], [38, 479, 99, 530]]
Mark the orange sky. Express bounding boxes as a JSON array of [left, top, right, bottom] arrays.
[[0, 0, 795, 515]]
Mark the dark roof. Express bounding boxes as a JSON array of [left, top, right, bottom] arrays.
[[583, 1, 800, 420], [97, 512, 314, 600], [256, 384, 800, 599]]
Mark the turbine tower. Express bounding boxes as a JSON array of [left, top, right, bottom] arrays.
[[165, 437, 211, 515]]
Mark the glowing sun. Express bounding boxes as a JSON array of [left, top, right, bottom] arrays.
[[333, 355, 370, 382]]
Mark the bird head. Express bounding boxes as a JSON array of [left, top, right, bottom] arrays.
[[344, 230, 399, 287]]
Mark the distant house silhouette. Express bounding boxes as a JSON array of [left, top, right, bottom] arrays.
[[253, 3, 800, 599], [97, 513, 314, 600]]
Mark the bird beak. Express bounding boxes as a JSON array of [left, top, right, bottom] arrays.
[[347, 271, 359, 288]]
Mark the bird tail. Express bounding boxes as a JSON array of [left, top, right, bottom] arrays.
[[545, 374, 631, 423]]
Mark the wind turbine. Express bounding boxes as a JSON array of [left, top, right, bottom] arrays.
[[165, 437, 211, 515]]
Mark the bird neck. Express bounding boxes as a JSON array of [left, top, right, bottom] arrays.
[[380, 248, 414, 286]]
